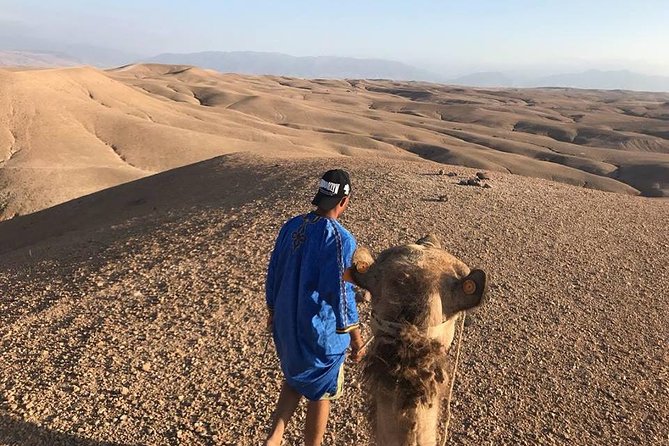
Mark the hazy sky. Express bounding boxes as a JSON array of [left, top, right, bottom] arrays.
[[1, 0, 668, 75]]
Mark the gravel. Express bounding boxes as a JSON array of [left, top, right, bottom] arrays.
[[0, 154, 667, 445]]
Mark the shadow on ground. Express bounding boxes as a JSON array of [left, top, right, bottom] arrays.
[[0, 153, 286, 256], [0, 414, 134, 446]]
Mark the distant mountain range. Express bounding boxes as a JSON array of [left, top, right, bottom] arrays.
[[450, 71, 515, 88], [1, 46, 668, 92], [0, 46, 139, 68], [145, 51, 437, 81], [451, 69, 669, 92], [0, 21, 143, 67], [0, 50, 79, 67], [531, 69, 669, 92]]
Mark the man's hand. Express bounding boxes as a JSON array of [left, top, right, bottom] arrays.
[[350, 344, 367, 363], [349, 327, 366, 363], [343, 267, 356, 284]]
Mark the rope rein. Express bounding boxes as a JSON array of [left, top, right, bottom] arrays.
[[440, 313, 466, 446]]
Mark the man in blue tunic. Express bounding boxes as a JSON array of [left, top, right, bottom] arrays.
[[264, 169, 365, 446]]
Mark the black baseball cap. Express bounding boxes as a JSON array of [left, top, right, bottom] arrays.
[[311, 169, 352, 210]]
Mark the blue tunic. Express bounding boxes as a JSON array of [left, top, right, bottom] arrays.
[[266, 212, 359, 400]]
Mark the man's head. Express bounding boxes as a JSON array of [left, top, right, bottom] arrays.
[[312, 169, 352, 218]]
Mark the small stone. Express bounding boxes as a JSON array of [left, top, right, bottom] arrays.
[[483, 183, 492, 189], [476, 171, 490, 180], [447, 172, 458, 177], [120, 387, 130, 396], [438, 169, 445, 175], [141, 362, 151, 372]]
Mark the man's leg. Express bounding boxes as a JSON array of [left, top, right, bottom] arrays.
[[304, 399, 330, 446], [265, 381, 302, 446]]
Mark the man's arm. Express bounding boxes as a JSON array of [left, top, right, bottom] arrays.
[[319, 224, 361, 333]]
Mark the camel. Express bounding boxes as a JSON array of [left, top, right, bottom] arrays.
[[350, 234, 487, 446]]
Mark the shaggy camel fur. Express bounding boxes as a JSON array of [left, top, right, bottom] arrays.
[[351, 235, 486, 446]]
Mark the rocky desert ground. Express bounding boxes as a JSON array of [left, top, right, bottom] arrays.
[[0, 153, 667, 445], [1, 64, 668, 220], [0, 62, 668, 445]]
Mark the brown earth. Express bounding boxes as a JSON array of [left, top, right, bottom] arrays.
[[0, 154, 667, 445], [2, 64, 669, 220]]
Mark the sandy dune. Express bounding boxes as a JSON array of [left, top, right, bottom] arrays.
[[0, 154, 667, 445], [1, 64, 668, 219]]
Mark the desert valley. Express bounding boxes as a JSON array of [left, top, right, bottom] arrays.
[[1, 64, 669, 219]]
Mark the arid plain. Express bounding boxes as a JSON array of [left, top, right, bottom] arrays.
[[0, 65, 667, 445]]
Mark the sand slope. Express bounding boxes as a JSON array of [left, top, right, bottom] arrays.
[[0, 155, 668, 445], [1, 64, 668, 221]]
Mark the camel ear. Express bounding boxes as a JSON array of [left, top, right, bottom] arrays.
[[458, 269, 487, 310], [441, 269, 487, 315], [416, 234, 441, 249], [352, 247, 374, 273], [350, 247, 375, 289]]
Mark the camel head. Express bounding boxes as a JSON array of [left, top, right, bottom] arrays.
[[351, 235, 487, 445], [351, 234, 486, 329]]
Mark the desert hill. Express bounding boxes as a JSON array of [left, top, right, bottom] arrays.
[[1, 63, 669, 221], [0, 154, 667, 445]]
